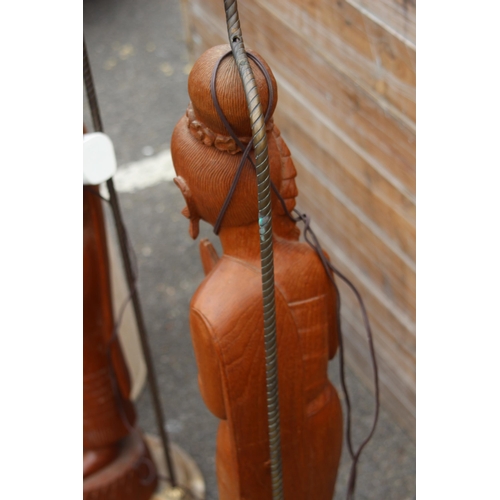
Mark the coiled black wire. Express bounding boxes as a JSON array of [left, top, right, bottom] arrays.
[[210, 48, 380, 500]]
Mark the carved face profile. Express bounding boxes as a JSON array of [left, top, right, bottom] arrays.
[[174, 176, 200, 240], [270, 127, 300, 241]]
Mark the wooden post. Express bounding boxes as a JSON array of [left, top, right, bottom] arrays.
[[83, 183, 158, 500]]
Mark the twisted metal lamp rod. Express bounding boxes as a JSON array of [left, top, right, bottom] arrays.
[[223, 1, 284, 498]]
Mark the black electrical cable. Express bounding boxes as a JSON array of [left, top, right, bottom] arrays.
[[210, 49, 380, 500]]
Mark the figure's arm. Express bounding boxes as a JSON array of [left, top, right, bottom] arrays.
[[199, 238, 220, 275], [327, 283, 339, 360], [321, 249, 339, 360], [190, 308, 227, 420]]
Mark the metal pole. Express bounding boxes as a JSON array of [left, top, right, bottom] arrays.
[[83, 37, 179, 488], [222, 2, 284, 498]]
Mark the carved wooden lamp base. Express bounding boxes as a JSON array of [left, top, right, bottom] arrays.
[[146, 435, 206, 500], [84, 430, 158, 500]]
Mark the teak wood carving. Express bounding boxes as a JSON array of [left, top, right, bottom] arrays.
[[83, 183, 157, 499], [171, 45, 343, 499]]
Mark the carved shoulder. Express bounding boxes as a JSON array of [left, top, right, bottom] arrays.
[[189, 307, 227, 420], [190, 255, 263, 335]]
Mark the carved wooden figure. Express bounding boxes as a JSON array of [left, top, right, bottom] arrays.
[[83, 182, 157, 499], [171, 45, 343, 499]]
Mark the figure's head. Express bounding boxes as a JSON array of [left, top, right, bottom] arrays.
[[171, 122, 285, 239], [171, 45, 284, 238], [188, 45, 278, 137]]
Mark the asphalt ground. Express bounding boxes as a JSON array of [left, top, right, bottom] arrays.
[[84, 0, 416, 498]]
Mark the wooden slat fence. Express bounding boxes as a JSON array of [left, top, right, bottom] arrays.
[[180, 0, 416, 438]]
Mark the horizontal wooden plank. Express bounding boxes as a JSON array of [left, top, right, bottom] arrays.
[[329, 251, 416, 363], [275, 59, 416, 195], [254, 0, 416, 123], [299, 199, 416, 363], [316, 233, 416, 436], [316, 227, 416, 435], [346, 0, 416, 46], [338, 288, 416, 392], [342, 304, 415, 391], [293, 153, 416, 320], [186, 1, 416, 194], [343, 308, 415, 405], [182, 7, 415, 321], [294, 196, 416, 435], [344, 301, 415, 377], [342, 313, 416, 438], [184, 7, 415, 211], [274, 91, 415, 220], [274, 103, 415, 259], [201, 0, 415, 130]]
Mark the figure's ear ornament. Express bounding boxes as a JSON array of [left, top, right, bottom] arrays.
[[189, 219, 200, 240], [174, 176, 200, 240]]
